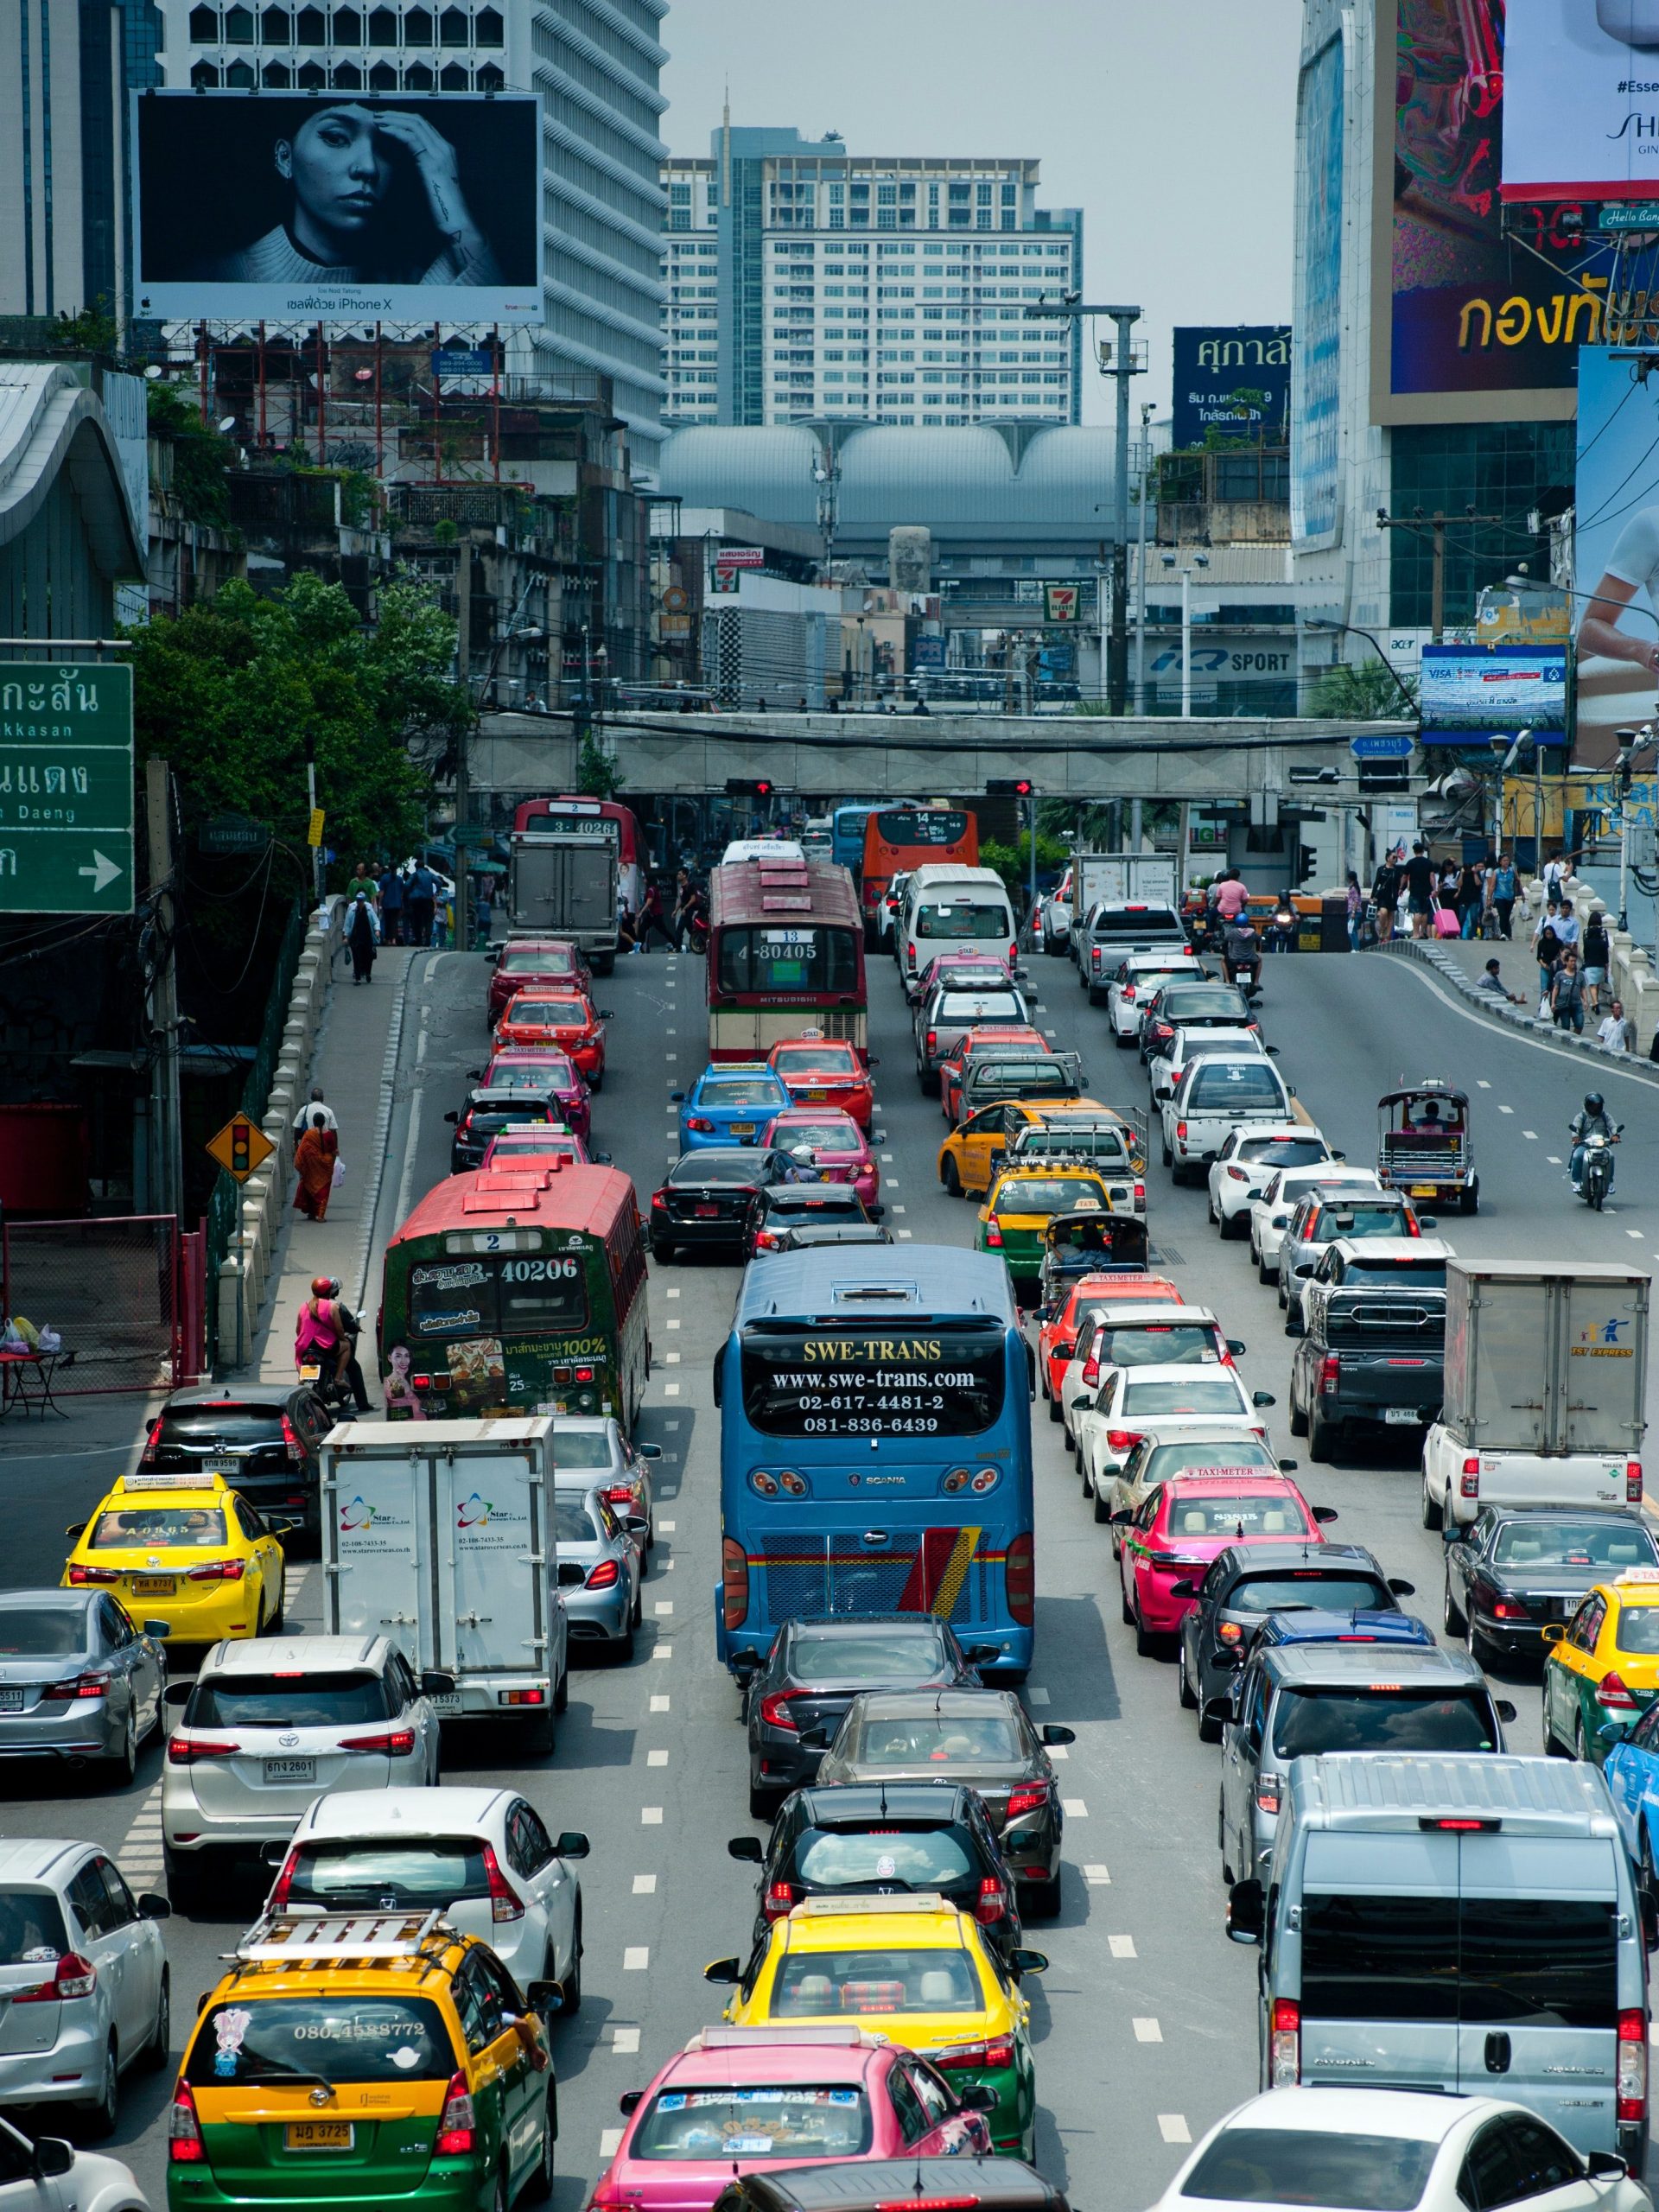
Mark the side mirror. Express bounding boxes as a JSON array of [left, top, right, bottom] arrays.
[[594, 1151, 614, 1165], [619, 2089, 645, 2117], [1599, 1720, 1630, 1746], [1277, 1459, 1299, 1473], [730, 1649, 764, 1676], [956, 2082, 998, 2113], [1227, 1878, 1265, 1945], [1003, 1826, 1043, 1855], [1311, 1505, 1338, 1524], [599, 1009, 615, 1020], [1441, 1525, 1468, 1546], [702, 1957, 742, 1985], [1419, 1215, 1439, 1230], [137, 1892, 172, 1920], [555, 1832, 591, 1859], [1154, 1085, 1172, 1102], [262, 1840, 289, 1866], [1251, 1390, 1276, 1408], [556, 1561, 585, 1588], [1388, 1579, 1416, 1598], [1009, 1948, 1048, 1976], [1071, 1395, 1091, 1411], [467, 1068, 483, 1080], [32, 2141, 73, 2182], [1332, 1149, 1346, 1160], [1226, 1339, 1246, 1356], [143, 1619, 171, 1637], [65, 1523, 85, 1541], [799, 1726, 830, 1751], [1052, 1338, 1076, 1360], [443, 1110, 459, 1124], [1294, 1262, 1315, 1278], [525, 1979, 563, 2015], [1170, 1579, 1197, 1599], [1495, 1700, 1517, 1724], [1205, 1694, 1239, 1730], [164, 1680, 193, 1706], [421, 1669, 456, 1697], [671, 1091, 685, 1103], [1110, 1509, 1134, 1526], [625, 1515, 652, 1536], [868, 1056, 880, 1067], [1590, 2153, 1631, 2181], [1541, 1623, 1566, 1646], [963, 1644, 1001, 1666], [728, 1836, 766, 1863], [636, 1443, 664, 1460], [1040, 1724, 1076, 1747]]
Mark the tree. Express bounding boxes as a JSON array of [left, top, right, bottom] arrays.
[[575, 728, 625, 798], [1310, 659, 1418, 720]]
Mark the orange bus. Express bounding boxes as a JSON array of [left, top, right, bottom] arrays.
[[858, 804, 978, 944]]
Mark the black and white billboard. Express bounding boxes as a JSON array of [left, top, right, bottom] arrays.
[[133, 91, 543, 323]]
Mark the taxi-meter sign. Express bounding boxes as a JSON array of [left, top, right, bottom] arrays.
[[207, 1112, 274, 1185]]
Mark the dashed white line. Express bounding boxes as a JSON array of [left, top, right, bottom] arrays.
[[893, 1205, 906, 1215], [665, 1288, 680, 1300], [653, 1643, 672, 1662], [1084, 1864, 1111, 1885], [1630, 1230, 1645, 1239], [612, 2027, 641, 2053], [1159, 2116, 1192, 2145], [1133, 2018, 1162, 2044], [664, 1384, 680, 1396], [601, 2128, 624, 2158], [1047, 1744, 1070, 1760], [1027, 1687, 1051, 1707], [658, 1520, 676, 1533], [664, 1422, 679, 1432], [647, 1749, 669, 1767], [641, 1808, 664, 1826], [654, 1599, 674, 1616], [1477, 1079, 1491, 1089], [666, 1319, 681, 1331], [623, 1946, 650, 1974], [651, 1694, 670, 1713], [897, 1230, 912, 1239], [1548, 1155, 1563, 1164], [880, 1153, 893, 1162], [1061, 1797, 1088, 1817], [665, 1351, 681, 1364], [1109, 1934, 1137, 1959], [632, 1875, 657, 1896], [1522, 1129, 1537, 1140], [1498, 1103, 1514, 1115]]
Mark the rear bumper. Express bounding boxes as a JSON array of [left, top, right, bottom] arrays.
[[0, 1706, 128, 1760], [166, 2158, 487, 2211], [653, 1217, 747, 1250], [0, 2023, 110, 2107]]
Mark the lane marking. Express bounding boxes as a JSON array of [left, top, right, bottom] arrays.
[[1392, 960, 1659, 1091], [1630, 1230, 1646, 1239], [1133, 2018, 1162, 2043], [647, 1749, 669, 1766], [897, 1230, 912, 1239], [650, 1694, 670, 1713], [1108, 1934, 1136, 1958], [1523, 1129, 1537, 1140], [659, 1519, 676, 1532], [880, 1153, 893, 1162], [654, 1643, 673, 1661], [664, 1421, 679, 1431], [1084, 1864, 1111, 1885], [641, 1808, 664, 1825], [1027, 1687, 1051, 1707], [1061, 1797, 1088, 1816], [624, 1947, 649, 1970], [1498, 1104, 1514, 1115], [893, 1205, 906, 1215], [601, 2129, 624, 2157], [1478, 1079, 1491, 1089], [665, 1352, 681, 1364], [632, 1875, 657, 1895], [1548, 1155, 1562, 1164], [612, 2027, 641, 2052], [1047, 1744, 1070, 1760], [667, 1319, 681, 1331], [1160, 2117, 1192, 2145], [665, 1287, 680, 1299], [654, 1600, 674, 1616], [664, 1384, 680, 1396]]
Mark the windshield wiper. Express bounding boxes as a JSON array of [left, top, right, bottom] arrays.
[[248, 2063, 337, 2095]]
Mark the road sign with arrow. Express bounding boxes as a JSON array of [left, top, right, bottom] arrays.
[[0, 662, 134, 916]]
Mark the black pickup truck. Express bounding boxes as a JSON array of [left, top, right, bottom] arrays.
[[1287, 1282, 1445, 1462]]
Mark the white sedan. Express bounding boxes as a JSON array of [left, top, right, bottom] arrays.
[[1056, 1303, 1239, 1453], [1105, 950, 1205, 1043], [1147, 1025, 1267, 1105], [1207, 1125, 1336, 1236], [1249, 1162, 1382, 1284], [1076, 1362, 1274, 1515], [1143, 2086, 1649, 2212]]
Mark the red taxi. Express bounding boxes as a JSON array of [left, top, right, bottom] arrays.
[[1116, 1472, 1328, 1650], [938, 1027, 1050, 1125], [495, 988, 610, 1084], [908, 950, 1015, 1007], [480, 1129, 591, 1167], [480, 1047, 592, 1140], [760, 1109, 880, 1211], [766, 1037, 874, 1130], [486, 936, 594, 1025], [1036, 1271, 1182, 1414]]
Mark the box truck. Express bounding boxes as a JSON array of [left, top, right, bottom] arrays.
[[507, 829, 620, 967]]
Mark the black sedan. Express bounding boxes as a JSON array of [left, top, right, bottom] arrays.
[[728, 1782, 1024, 1959], [1137, 979, 1259, 1063], [744, 1181, 872, 1257], [813, 1688, 1075, 1916], [770, 1221, 894, 1255], [444, 1086, 561, 1172], [1175, 1539, 1415, 1741], [1443, 1505, 1659, 1667], [734, 1614, 995, 1819], [650, 1147, 791, 1261], [143, 1382, 328, 1545]]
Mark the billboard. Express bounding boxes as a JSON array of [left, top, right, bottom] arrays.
[[1372, 0, 1611, 422], [1574, 346, 1659, 760], [133, 92, 543, 324], [1171, 327, 1291, 448], [1502, 0, 1659, 202], [1291, 28, 1344, 542], [1418, 643, 1568, 745]]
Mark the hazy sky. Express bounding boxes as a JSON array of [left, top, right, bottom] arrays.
[[658, 0, 1301, 428]]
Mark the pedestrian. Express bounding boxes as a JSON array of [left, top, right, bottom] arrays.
[[1344, 870, 1363, 952], [1457, 862, 1484, 938], [912, 694, 931, 715], [636, 878, 676, 953], [1493, 852, 1517, 938], [756, 696, 767, 713], [1582, 910, 1611, 1015], [1477, 957, 1524, 1004], [1544, 848, 1573, 903], [475, 872, 496, 942], [1403, 841, 1436, 939], [1535, 912, 1563, 1012], [1599, 998, 1636, 1053], [406, 861, 437, 951], [291, 1085, 337, 1159], [1553, 898, 1581, 956], [345, 856, 378, 906], [292, 1109, 338, 1222], [1551, 950, 1586, 1034], [378, 860, 405, 946], [1371, 849, 1400, 944], [346, 892, 378, 984]]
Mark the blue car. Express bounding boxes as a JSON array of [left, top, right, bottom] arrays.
[[1604, 1713, 1659, 1877], [675, 1062, 792, 1152]]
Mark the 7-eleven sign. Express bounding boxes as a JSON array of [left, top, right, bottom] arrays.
[[1044, 585, 1080, 622]]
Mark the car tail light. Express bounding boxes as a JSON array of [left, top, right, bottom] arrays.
[[722, 1537, 749, 1630], [169, 2082, 206, 2164], [1255, 1772, 1283, 1817], [15, 1950, 96, 2004], [139, 1418, 163, 1467], [1091, 947, 1102, 969], [339, 1729, 417, 1755], [759, 1690, 804, 1731], [187, 1559, 246, 1582], [1319, 1355, 1340, 1397], [1630, 1460, 1645, 1504], [1269, 1999, 1300, 2087], [651, 1191, 667, 1210], [984, 1220, 1002, 1247], [1176, 1121, 1187, 1141], [435, 2069, 477, 2156], [1225, 1165, 1249, 1182], [1082, 1357, 1099, 1386], [1105, 1429, 1142, 1453], [975, 1876, 1007, 1925], [39, 1673, 110, 1701], [1459, 1456, 1480, 1500], [603, 1484, 635, 1509], [686, 1116, 715, 1134], [480, 1842, 525, 1922], [67, 1565, 120, 1585], [268, 1847, 299, 1909], [1134, 1182, 1146, 1207], [282, 1414, 305, 1464], [1006, 1531, 1034, 1627], [763, 1880, 797, 1923], [585, 1558, 621, 1591], [1600, 1673, 1639, 1711], [1006, 1782, 1048, 1820], [1620, 2011, 1648, 2121], [925, 1030, 937, 1053], [1492, 1601, 1529, 1621], [168, 1736, 239, 1764], [936, 2036, 1015, 2072], [907, 942, 916, 964], [1218, 1620, 1243, 1644]]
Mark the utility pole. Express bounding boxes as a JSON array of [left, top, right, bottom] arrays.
[[454, 537, 473, 952], [1376, 508, 1504, 641], [1135, 400, 1153, 714], [145, 758, 183, 1224]]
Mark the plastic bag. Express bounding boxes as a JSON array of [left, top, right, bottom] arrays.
[[35, 1326, 60, 1354], [332, 1159, 346, 1189]]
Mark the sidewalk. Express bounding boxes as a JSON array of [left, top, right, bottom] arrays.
[[1375, 930, 1659, 1084], [252, 940, 415, 1385]]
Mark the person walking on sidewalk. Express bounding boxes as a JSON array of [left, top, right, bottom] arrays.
[[405, 861, 438, 951], [293, 1110, 338, 1221], [346, 857, 378, 906], [378, 861, 405, 946], [1551, 950, 1586, 1035], [347, 893, 378, 984], [1599, 999, 1636, 1053], [1581, 911, 1610, 1014], [291, 1087, 337, 1160], [1493, 853, 1518, 938]]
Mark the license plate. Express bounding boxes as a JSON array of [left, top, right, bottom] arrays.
[[695, 1204, 720, 1217], [264, 1757, 317, 1784], [729, 1122, 755, 1136], [429, 1693, 463, 1716], [130, 1576, 175, 1596], [298, 1363, 322, 1382], [804, 1089, 828, 1100], [1383, 1407, 1420, 1425], [0, 1689, 22, 1713], [204, 1458, 238, 1475], [285, 2122, 354, 2152], [1409, 1184, 1438, 1198]]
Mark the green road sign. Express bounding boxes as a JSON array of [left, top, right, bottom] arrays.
[[0, 661, 135, 915]]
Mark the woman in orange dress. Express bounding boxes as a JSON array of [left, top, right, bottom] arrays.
[[293, 1111, 338, 1222]]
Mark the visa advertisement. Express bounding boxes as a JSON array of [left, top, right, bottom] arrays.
[[1418, 643, 1568, 745], [1574, 346, 1659, 760], [1502, 0, 1659, 200]]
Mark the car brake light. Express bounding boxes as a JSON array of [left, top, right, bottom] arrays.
[[268, 1847, 299, 1909], [1460, 1456, 1480, 1499], [435, 2069, 477, 2156], [187, 1559, 246, 1582], [984, 1220, 1003, 1248], [1006, 1782, 1048, 1819], [975, 1875, 1007, 1925], [925, 1031, 937, 1053], [1600, 1673, 1639, 1711], [167, 1736, 239, 1764], [1270, 1998, 1300, 2087], [1620, 2011, 1648, 2121], [67, 1565, 120, 1585], [1176, 1121, 1187, 1141], [39, 1673, 110, 1701], [759, 1690, 805, 1731], [1081, 1357, 1099, 1386], [1491, 1600, 1529, 1620], [139, 1417, 163, 1468], [1091, 948, 1102, 969], [15, 1950, 95, 2003], [339, 1729, 417, 1755], [480, 1842, 525, 1922], [1006, 1530, 1034, 1627], [935, 2036, 1015, 2072], [602, 1484, 635, 1508], [722, 1537, 749, 1630], [169, 2082, 206, 2163], [1134, 1182, 1145, 1206], [763, 1880, 797, 1922], [1218, 1620, 1243, 1644], [1630, 1460, 1645, 1504], [907, 942, 916, 963], [282, 1413, 306, 1464], [1226, 1165, 1249, 1182], [1255, 1772, 1283, 1817], [686, 1116, 715, 1134], [651, 1191, 667, 1210], [1319, 1355, 1339, 1396], [584, 1558, 621, 1591], [1105, 1429, 1142, 1452]]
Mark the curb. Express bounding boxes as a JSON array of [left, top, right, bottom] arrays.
[[1376, 938, 1659, 1085], [352, 954, 414, 1316]]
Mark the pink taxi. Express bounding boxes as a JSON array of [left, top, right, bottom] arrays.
[[1115, 1471, 1332, 1653], [760, 1109, 881, 1214]]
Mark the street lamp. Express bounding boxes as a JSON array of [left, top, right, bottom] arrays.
[[1302, 616, 1419, 719], [1160, 550, 1209, 720]]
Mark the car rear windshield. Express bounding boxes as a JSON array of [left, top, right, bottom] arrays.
[[506, 999, 586, 1026], [1300, 1895, 1618, 2029], [1141, 1444, 1276, 1486], [632, 2086, 874, 2161], [1617, 1606, 1659, 1654], [702, 1078, 786, 1109], [1184, 1065, 1286, 1109], [1094, 908, 1181, 938], [1339, 1260, 1446, 1286], [993, 1177, 1105, 1217], [1165, 1493, 1305, 1537], [187, 1672, 394, 1728], [158, 1404, 284, 1444], [1016, 1127, 1131, 1165], [775, 1046, 859, 1076], [554, 1498, 602, 1546], [770, 1948, 982, 2018], [1122, 1376, 1245, 1417], [1179, 2128, 1437, 2210], [500, 948, 575, 973], [88, 1505, 226, 1549], [0, 1605, 89, 1656], [917, 902, 1010, 941], [669, 1155, 764, 1185], [789, 1629, 946, 1681], [486, 1058, 576, 1090], [548, 1431, 615, 1469], [280, 1840, 491, 1910], [185, 1996, 455, 2086], [1316, 1205, 1409, 1239], [1160, 990, 1246, 1019], [1493, 1522, 1657, 1569], [1272, 1687, 1497, 1757], [795, 1826, 976, 1890], [847, 1713, 1022, 1764], [1096, 1324, 1221, 1367], [1239, 1139, 1325, 1167], [0, 1891, 69, 1966], [937, 993, 1023, 1023], [775, 1122, 859, 1152], [1227, 1573, 1390, 1614]]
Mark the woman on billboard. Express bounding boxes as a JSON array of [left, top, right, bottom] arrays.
[[200, 101, 502, 288]]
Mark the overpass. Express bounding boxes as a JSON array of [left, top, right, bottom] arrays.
[[472, 709, 1416, 804]]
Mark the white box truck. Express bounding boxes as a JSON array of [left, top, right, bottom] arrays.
[[507, 829, 620, 969], [1421, 1261, 1649, 1528], [321, 1418, 571, 1745], [1073, 852, 1179, 916]]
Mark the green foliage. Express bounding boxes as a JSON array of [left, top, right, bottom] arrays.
[[54, 302, 122, 356], [146, 382, 235, 525], [1310, 659, 1418, 720], [576, 728, 626, 798], [977, 830, 1071, 898], [124, 572, 470, 875]]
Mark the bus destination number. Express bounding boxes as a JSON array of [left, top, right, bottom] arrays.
[[499, 1257, 580, 1282]]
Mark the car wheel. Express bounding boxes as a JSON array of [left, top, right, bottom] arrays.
[[520, 2095, 556, 2203], [264, 1573, 285, 1636], [1468, 1618, 1496, 1674], [1306, 1411, 1338, 1464], [748, 1778, 780, 1821], [138, 1970, 171, 2074], [1046, 1388, 1061, 1425], [1257, 1253, 1275, 1285], [615, 1624, 636, 1663], [942, 1156, 962, 1197], [1134, 1597, 1157, 1658], [1178, 1646, 1197, 1710], [1160, 1135, 1173, 1167], [1287, 1396, 1307, 1438], [1206, 1193, 1219, 1225], [588, 1067, 603, 1093], [1020, 1872, 1062, 1919], [652, 1240, 677, 1263], [1542, 1687, 1569, 1758], [164, 1846, 207, 1914], [1444, 1579, 1467, 1637], [111, 1701, 138, 1786], [79, 2037, 118, 2141], [1091, 1478, 1112, 1525], [1421, 1484, 1443, 1532], [1218, 1796, 1235, 1886], [1198, 1685, 1224, 1746], [553, 1664, 569, 1715], [556, 1923, 582, 2017], [1120, 1569, 1135, 1627], [631, 1582, 643, 1628], [1221, 1206, 1247, 1241], [1575, 1713, 1591, 1764]]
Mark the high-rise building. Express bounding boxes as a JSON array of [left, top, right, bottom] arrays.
[[661, 124, 1084, 429], [151, 0, 668, 465]]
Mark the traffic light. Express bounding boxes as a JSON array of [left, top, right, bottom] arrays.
[[1357, 758, 1409, 794], [1296, 844, 1319, 886], [725, 778, 773, 798], [985, 778, 1034, 798]]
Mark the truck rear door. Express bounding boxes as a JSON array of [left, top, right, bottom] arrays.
[[1295, 1830, 1462, 2093], [1560, 1276, 1647, 1458], [566, 843, 617, 939], [325, 1449, 427, 1663], [435, 1452, 549, 1688], [509, 841, 565, 933]]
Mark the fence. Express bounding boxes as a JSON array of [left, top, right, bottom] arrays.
[[2, 1217, 194, 1394]]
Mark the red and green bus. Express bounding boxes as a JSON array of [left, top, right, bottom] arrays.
[[706, 854, 868, 1063], [378, 1161, 650, 1429]]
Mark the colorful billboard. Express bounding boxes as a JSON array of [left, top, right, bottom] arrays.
[[133, 92, 543, 324], [1418, 643, 1568, 744], [1291, 29, 1344, 542], [1171, 327, 1292, 448], [1502, 0, 1659, 202], [1574, 346, 1659, 762]]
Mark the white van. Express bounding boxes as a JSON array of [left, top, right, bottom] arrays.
[[898, 863, 1018, 992]]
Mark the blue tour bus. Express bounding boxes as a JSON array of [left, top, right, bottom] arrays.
[[831, 803, 879, 877], [714, 1246, 1036, 1681]]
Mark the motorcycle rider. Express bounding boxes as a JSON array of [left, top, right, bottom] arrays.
[[1567, 1091, 1617, 1197], [295, 1274, 371, 1412], [1265, 888, 1296, 954], [1223, 914, 1262, 992]]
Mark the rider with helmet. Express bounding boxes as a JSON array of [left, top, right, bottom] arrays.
[[1568, 1092, 1617, 1196], [295, 1275, 370, 1411]]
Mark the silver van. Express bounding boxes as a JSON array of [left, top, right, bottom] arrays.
[[1225, 1752, 1656, 2171]]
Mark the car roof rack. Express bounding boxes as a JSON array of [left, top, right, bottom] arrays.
[[228, 1910, 454, 1963]]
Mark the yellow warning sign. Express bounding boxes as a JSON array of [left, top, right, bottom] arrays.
[[206, 1113, 275, 1184]]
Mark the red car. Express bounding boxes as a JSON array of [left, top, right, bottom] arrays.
[[938, 1027, 1050, 1125], [495, 988, 609, 1084], [1036, 1271, 1182, 1413], [480, 1129, 591, 1167], [909, 951, 1015, 1008], [1116, 1471, 1330, 1649], [767, 1037, 874, 1130], [487, 937, 594, 1025], [760, 1109, 880, 1211], [480, 1048, 592, 1141], [588, 2025, 991, 2212]]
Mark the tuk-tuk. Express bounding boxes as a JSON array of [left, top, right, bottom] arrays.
[[1036, 1209, 1151, 1316], [1376, 1080, 1477, 1213]]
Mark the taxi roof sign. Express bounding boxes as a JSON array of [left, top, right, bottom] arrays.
[[1616, 1568, 1659, 1587], [118, 1470, 229, 1492], [791, 1893, 952, 1918], [235, 1909, 450, 1961]]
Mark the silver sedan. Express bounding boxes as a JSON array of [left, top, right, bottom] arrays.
[[0, 1590, 167, 1785], [555, 1481, 645, 1661]]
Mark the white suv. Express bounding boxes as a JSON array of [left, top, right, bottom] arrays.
[[162, 1634, 447, 1907], [264, 1785, 589, 2012], [1206, 1125, 1335, 1237]]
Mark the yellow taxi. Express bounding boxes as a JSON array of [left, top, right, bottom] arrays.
[[976, 1161, 1122, 1302], [64, 1471, 286, 1646], [938, 1097, 1139, 1201], [1541, 1566, 1659, 1766], [702, 1894, 1045, 2161], [168, 1909, 556, 2212]]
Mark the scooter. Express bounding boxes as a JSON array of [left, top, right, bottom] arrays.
[[297, 1361, 359, 1421], [1580, 1127, 1623, 1211]]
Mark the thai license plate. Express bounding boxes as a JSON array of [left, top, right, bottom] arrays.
[[285, 2122, 353, 2151], [1409, 1184, 1438, 1198], [1383, 1407, 1420, 1425], [429, 1693, 463, 1716], [130, 1576, 175, 1596], [0, 1689, 22, 1713], [205, 1458, 238, 1474], [298, 1363, 322, 1382], [804, 1089, 828, 1100], [264, 1757, 316, 1784], [695, 1204, 720, 1217], [729, 1122, 755, 1136]]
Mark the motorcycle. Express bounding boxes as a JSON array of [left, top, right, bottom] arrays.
[[1580, 1126, 1623, 1211], [297, 1361, 359, 1421]]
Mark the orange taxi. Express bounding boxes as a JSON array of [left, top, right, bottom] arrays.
[[494, 988, 611, 1085], [766, 1036, 874, 1129], [1036, 1269, 1183, 1415]]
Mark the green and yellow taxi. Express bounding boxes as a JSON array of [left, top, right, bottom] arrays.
[[976, 1162, 1121, 1300], [64, 1471, 286, 1646], [1542, 1567, 1659, 1764], [703, 1894, 1046, 2161], [939, 1096, 1135, 1202], [168, 1910, 556, 2212]]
